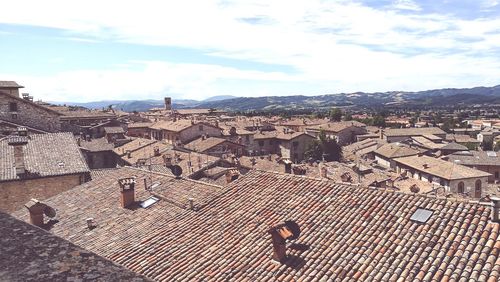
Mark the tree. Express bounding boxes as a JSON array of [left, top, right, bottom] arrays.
[[482, 140, 493, 151], [329, 108, 342, 122], [305, 130, 342, 162], [372, 115, 386, 127], [344, 112, 353, 121]]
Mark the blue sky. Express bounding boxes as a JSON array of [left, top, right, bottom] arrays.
[[1, 0, 500, 102]]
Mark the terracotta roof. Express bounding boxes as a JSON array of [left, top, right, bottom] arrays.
[[113, 138, 157, 156], [0, 212, 149, 282], [446, 134, 481, 144], [0, 91, 62, 115], [395, 155, 492, 180], [411, 136, 444, 150], [0, 81, 23, 88], [446, 151, 500, 166], [185, 137, 244, 153], [127, 122, 153, 129], [104, 126, 125, 134], [440, 142, 469, 151], [306, 121, 366, 133], [175, 109, 226, 115], [22, 169, 499, 281], [0, 132, 90, 181], [384, 127, 446, 137], [79, 137, 114, 152], [374, 143, 421, 159], [13, 167, 223, 259], [150, 120, 211, 132]]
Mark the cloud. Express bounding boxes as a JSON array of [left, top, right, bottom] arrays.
[[1, 0, 500, 101], [392, 0, 421, 11]]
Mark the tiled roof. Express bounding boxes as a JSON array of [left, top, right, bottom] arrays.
[[411, 136, 444, 150], [150, 120, 218, 132], [384, 127, 446, 137], [0, 81, 23, 88], [305, 121, 366, 133], [13, 167, 223, 259], [395, 155, 492, 180], [0, 132, 90, 181], [374, 143, 422, 159], [127, 122, 153, 129], [0, 91, 62, 115], [185, 137, 244, 153], [254, 130, 313, 141], [0, 212, 149, 282], [175, 109, 226, 115], [440, 142, 469, 151], [446, 151, 500, 166], [104, 126, 125, 134], [446, 134, 481, 144], [113, 138, 157, 156], [79, 137, 115, 152], [52, 169, 500, 281]]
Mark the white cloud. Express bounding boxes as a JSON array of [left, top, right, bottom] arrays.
[[1, 0, 500, 101], [392, 0, 421, 11]]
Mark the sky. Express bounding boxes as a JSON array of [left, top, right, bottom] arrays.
[[1, 0, 500, 102]]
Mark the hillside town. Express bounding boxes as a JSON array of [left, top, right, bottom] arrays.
[[1, 80, 500, 281]]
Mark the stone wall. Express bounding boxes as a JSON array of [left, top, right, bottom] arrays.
[[0, 95, 61, 132], [0, 174, 85, 213]]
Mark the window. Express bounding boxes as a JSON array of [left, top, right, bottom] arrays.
[[245, 135, 250, 141], [410, 208, 434, 224], [140, 196, 160, 208], [199, 125, 204, 131], [293, 141, 299, 147], [269, 139, 274, 145], [258, 140, 264, 147], [11, 113, 17, 120], [458, 182, 464, 194], [9, 102, 18, 112], [495, 171, 499, 179]]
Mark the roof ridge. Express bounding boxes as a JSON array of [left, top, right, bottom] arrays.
[[126, 166, 224, 189]]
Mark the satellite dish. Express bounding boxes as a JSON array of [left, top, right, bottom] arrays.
[[43, 205, 57, 218], [170, 165, 183, 177]]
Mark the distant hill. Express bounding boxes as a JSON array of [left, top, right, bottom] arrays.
[[50, 85, 500, 112], [195, 85, 500, 111], [202, 95, 237, 102]]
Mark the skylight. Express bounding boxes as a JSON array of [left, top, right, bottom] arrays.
[[410, 208, 433, 224], [140, 196, 159, 209]]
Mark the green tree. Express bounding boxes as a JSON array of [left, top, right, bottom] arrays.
[[329, 108, 342, 122], [372, 115, 386, 127], [305, 130, 342, 162], [344, 112, 353, 121]]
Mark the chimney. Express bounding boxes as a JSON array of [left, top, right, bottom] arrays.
[[379, 129, 383, 139], [77, 137, 81, 146], [320, 166, 328, 178], [163, 154, 172, 166], [268, 221, 300, 263], [225, 170, 239, 184], [17, 127, 28, 136], [284, 161, 292, 174], [188, 198, 194, 210], [118, 177, 136, 208], [8, 136, 28, 176], [126, 150, 131, 158], [24, 199, 45, 227], [492, 197, 500, 223], [153, 146, 160, 156]]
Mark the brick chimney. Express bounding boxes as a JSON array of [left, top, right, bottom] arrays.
[[492, 197, 500, 223], [118, 177, 136, 208], [319, 166, 328, 178], [8, 136, 28, 176], [268, 221, 300, 263], [24, 199, 45, 227], [225, 170, 239, 184], [153, 146, 160, 156]]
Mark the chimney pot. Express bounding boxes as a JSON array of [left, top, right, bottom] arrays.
[[188, 198, 194, 210], [118, 177, 136, 208], [24, 199, 45, 227]]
